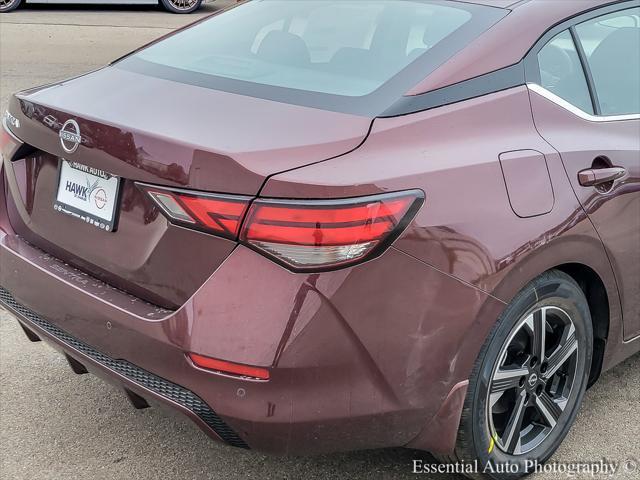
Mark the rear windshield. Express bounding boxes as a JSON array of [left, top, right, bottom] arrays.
[[118, 0, 506, 115]]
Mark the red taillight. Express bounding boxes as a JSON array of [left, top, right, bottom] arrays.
[[140, 184, 251, 240], [240, 191, 424, 270], [139, 183, 423, 271], [179, 195, 248, 235], [188, 353, 270, 380]]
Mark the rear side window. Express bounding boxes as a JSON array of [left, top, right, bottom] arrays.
[[575, 8, 640, 115], [118, 0, 506, 115], [537, 30, 594, 114]]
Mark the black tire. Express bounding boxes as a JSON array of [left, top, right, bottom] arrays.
[[160, 0, 202, 14], [0, 0, 22, 13], [437, 270, 593, 479]]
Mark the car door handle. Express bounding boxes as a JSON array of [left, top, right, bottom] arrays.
[[578, 167, 627, 187]]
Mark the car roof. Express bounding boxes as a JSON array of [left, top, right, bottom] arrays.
[[408, 0, 626, 95]]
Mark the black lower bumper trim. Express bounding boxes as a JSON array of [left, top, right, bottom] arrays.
[[0, 286, 249, 449]]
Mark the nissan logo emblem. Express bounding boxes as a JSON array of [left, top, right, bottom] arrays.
[[59, 119, 82, 154]]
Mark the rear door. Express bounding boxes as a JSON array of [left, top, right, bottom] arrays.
[[525, 4, 640, 339]]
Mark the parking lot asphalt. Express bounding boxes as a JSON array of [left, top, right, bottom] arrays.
[[1, 6, 639, 480]]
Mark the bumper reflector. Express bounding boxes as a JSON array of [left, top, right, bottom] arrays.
[[188, 353, 270, 380]]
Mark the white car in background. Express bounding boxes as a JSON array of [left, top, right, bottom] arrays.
[[1, 0, 207, 14]]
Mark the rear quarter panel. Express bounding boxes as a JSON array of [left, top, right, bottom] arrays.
[[263, 86, 624, 375]]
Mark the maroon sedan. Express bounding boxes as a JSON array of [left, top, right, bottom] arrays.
[[1, 0, 638, 477]]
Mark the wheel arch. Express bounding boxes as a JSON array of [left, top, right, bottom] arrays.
[[406, 238, 617, 455], [554, 263, 610, 387], [488, 231, 622, 389]]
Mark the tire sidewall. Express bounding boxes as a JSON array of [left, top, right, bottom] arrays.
[[0, 0, 22, 13], [471, 275, 593, 479]]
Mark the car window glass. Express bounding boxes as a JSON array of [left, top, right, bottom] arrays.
[[251, 20, 285, 54], [575, 8, 640, 115], [132, 0, 474, 98], [299, 5, 381, 63], [537, 30, 594, 114], [406, 9, 471, 57]]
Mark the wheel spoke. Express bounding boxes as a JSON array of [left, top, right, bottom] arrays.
[[535, 391, 563, 428], [490, 367, 529, 395], [502, 390, 528, 454], [169, 0, 196, 9], [543, 331, 577, 380], [530, 309, 546, 361]]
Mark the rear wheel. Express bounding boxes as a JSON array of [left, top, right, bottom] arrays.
[[0, 0, 22, 13], [160, 0, 202, 14], [439, 270, 593, 479]]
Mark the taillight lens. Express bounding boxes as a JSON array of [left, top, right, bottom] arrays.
[[140, 184, 251, 240], [140, 183, 423, 271], [240, 190, 424, 271]]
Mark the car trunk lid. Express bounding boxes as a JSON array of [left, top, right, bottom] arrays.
[[2, 66, 372, 308]]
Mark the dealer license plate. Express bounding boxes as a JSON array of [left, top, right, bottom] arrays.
[[54, 160, 120, 232]]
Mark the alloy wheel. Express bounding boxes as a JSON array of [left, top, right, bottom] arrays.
[[167, 0, 198, 11], [0, 0, 20, 12], [487, 306, 579, 455]]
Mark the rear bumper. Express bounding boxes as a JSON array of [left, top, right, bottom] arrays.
[[1, 286, 248, 448], [0, 206, 506, 455]]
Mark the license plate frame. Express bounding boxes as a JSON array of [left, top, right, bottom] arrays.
[[54, 159, 121, 232]]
